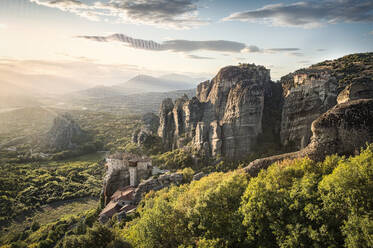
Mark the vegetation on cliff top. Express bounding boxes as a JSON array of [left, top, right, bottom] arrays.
[[281, 52, 373, 94]]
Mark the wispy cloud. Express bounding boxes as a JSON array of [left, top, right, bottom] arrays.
[[77, 33, 301, 54], [30, 0, 208, 29], [266, 48, 300, 52], [185, 54, 213, 60], [289, 52, 305, 57], [223, 0, 373, 28]]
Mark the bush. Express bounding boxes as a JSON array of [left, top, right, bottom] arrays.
[[152, 149, 194, 170], [179, 167, 195, 183], [124, 171, 248, 248], [240, 145, 373, 247]]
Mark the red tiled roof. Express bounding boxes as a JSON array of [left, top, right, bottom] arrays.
[[111, 186, 135, 201], [100, 201, 119, 217]]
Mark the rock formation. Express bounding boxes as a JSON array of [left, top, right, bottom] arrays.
[[132, 113, 160, 146], [337, 80, 373, 104], [280, 53, 373, 150], [45, 113, 87, 151], [245, 99, 373, 176], [158, 53, 373, 162], [158, 64, 282, 159]]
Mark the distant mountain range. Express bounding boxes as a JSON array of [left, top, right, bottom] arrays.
[[66, 88, 196, 114], [74, 73, 205, 97], [0, 72, 205, 111]]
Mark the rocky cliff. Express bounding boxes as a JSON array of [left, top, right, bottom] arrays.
[[158, 64, 282, 159], [45, 113, 88, 151], [280, 53, 373, 150], [245, 98, 373, 176], [132, 113, 160, 147], [158, 53, 373, 161]]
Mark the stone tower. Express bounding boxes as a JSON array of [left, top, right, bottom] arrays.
[[129, 161, 138, 187]]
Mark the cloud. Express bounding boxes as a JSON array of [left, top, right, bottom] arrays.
[[77, 33, 300, 54], [241, 45, 261, 53], [78, 33, 248, 52], [30, 0, 101, 21], [289, 52, 305, 57], [162, 40, 246, 53], [30, 0, 208, 29], [266, 48, 300, 52], [0, 24, 7, 29], [370, 30, 373, 35], [223, 0, 373, 28], [186, 54, 213, 60], [316, 48, 326, 52]]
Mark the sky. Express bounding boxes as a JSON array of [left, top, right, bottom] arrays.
[[0, 0, 373, 91]]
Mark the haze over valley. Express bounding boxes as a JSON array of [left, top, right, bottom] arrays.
[[1, 1, 373, 248]]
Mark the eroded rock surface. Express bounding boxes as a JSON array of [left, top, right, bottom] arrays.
[[337, 80, 373, 104], [132, 112, 160, 146], [158, 64, 282, 159], [45, 113, 87, 151], [280, 53, 373, 149], [157, 53, 373, 162], [245, 99, 373, 176]]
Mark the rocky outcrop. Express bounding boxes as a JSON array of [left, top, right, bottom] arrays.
[[45, 113, 87, 151], [141, 113, 160, 133], [280, 53, 373, 150], [133, 172, 183, 203], [245, 99, 373, 176], [158, 98, 176, 150], [132, 113, 160, 146], [337, 80, 373, 104], [158, 53, 373, 161], [280, 69, 339, 149], [158, 64, 282, 159]]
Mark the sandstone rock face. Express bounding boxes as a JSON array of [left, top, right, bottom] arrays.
[[158, 98, 176, 150], [45, 113, 87, 151], [158, 53, 373, 161], [280, 69, 339, 149], [280, 53, 373, 150], [132, 112, 160, 146], [158, 64, 281, 159], [337, 80, 373, 104], [245, 99, 373, 176]]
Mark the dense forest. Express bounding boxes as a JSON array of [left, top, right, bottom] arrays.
[[2, 145, 371, 248]]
